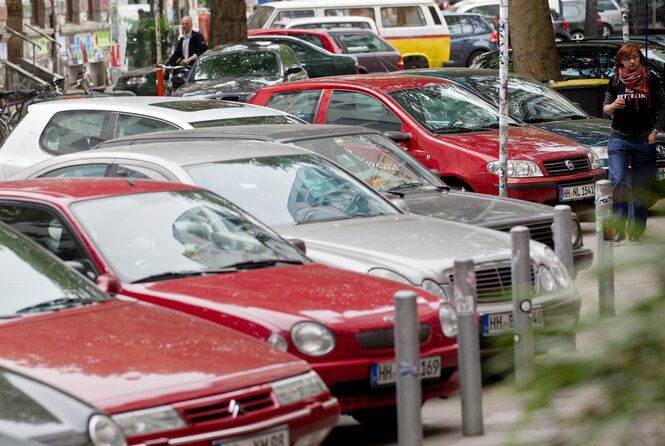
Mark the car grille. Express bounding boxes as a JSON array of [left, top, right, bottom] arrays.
[[356, 324, 431, 350], [543, 157, 590, 175], [178, 387, 276, 424], [491, 220, 554, 248], [446, 262, 536, 304]]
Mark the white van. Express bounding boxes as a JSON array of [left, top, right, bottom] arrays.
[[248, 0, 450, 68], [276, 16, 380, 33]]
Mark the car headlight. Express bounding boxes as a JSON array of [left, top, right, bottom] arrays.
[[543, 247, 571, 288], [89, 414, 127, 446], [538, 265, 556, 292], [438, 303, 458, 338], [272, 371, 327, 406], [590, 145, 608, 168], [268, 332, 289, 352], [112, 406, 187, 438], [422, 279, 450, 301], [367, 268, 413, 285], [487, 160, 544, 177], [125, 76, 147, 85], [587, 149, 604, 170], [291, 322, 335, 356]]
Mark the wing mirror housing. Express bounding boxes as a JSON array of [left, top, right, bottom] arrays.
[[287, 238, 307, 255], [383, 131, 411, 143], [96, 274, 123, 296]]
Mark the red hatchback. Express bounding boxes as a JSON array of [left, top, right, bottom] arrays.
[[0, 178, 459, 423], [250, 74, 607, 209]]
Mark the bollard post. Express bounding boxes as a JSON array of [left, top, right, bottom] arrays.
[[553, 205, 574, 277], [394, 290, 422, 446], [595, 179, 615, 317], [511, 226, 535, 388], [454, 259, 484, 436]]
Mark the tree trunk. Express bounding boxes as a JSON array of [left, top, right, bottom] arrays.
[[509, 0, 562, 82], [209, 0, 248, 48], [585, 0, 598, 38]]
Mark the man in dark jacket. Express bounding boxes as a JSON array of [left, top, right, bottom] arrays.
[[166, 16, 207, 66]]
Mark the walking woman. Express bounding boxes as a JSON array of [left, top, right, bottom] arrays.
[[603, 42, 665, 242]]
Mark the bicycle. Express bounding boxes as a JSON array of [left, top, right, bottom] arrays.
[[157, 64, 190, 96]]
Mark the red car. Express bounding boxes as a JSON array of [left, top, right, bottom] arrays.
[[249, 28, 343, 54], [0, 178, 459, 423], [0, 220, 339, 446], [250, 74, 607, 209]]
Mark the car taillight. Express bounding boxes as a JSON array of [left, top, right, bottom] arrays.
[[490, 31, 498, 43], [563, 20, 570, 31], [397, 55, 404, 70], [354, 62, 359, 73], [596, 17, 602, 26]]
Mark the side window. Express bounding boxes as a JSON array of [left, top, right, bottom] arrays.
[[429, 6, 443, 25], [265, 90, 322, 123], [325, 90, 402, 132], [293, 34, 326, 49], [114, 114, 179, 139], [471, 16, 491, 33], [458, 16, 474, 34], [0, 205, 88, 263], [445, 15, 461, 34], [380, 6, 426, 28], [280, 47, 301, 67], [285, 42, 309, 61], [115, 164, 170, 180], [40, 164, 111, 178], [39, 111, 110, 155], [597, 0, 614, 11], [323, 8, 375, 20]]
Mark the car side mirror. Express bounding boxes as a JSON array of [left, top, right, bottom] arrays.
[[96, 274, 123, 296], [287, 238, 307, 255], [383, 131, 411, 143], [285, 64, 305, 76], [65, 260, 97, 282]]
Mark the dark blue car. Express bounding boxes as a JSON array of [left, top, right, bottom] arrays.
[[442, 13, 498, 67]]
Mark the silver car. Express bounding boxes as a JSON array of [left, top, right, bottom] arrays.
[[14, 141, 581, 353]]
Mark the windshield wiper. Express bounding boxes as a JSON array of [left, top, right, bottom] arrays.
[[222, 259, 303, 270], [523, 115, 586, 123], [16, 297, 95, 315], [386, 181, 425, 195], [131, 269, 237, 284]]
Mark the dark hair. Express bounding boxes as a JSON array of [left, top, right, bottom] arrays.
[[614, 42, 647, 72]]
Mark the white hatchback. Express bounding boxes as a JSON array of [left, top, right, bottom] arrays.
[[0, 96, 303, 180]]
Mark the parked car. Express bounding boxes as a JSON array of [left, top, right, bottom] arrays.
[[597, 0, 622, 36], [0, 176, 459, 423], [561, 0, 604, 40], [13, 143, 582, 362], [173, 41, 308, 101], [0, 96, 303, 180], [441, 12, 498, 66], [249, 27, 344, 53], [250, 74, 606, 211], [0, 365, 127, 446], [247, 34, 359, 77], [113, 66, 159, 96], [0, 217, 340, 445], [97, 123, 594, 273], [275, 15, 379, 33]]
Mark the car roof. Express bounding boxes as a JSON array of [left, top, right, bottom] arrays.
[[99, 124, 381, 148], [209, 41, 286, 53], [261, 73, 452, 91], [0, 177, 202, 202], [247, 34, 333, 50]]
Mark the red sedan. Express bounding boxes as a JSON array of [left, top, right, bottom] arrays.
[[250, 74, 607, 210], [0, 178, 459, 423]]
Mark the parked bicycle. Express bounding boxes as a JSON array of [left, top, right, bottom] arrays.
[[157, 64, 190, 95]]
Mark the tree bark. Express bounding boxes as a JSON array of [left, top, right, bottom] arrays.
[[209, 0, 248, 48], [509, 0, 561, 82], [585, 0, 598, 38]]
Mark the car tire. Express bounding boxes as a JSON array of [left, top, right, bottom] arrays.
[[404, 57, 429, 70], [571, 30, 585, 41], [350, 407, 398, 426], [602, 23, 613, 37], [443, 178, 474, 192], [466, 50, 486, 67]]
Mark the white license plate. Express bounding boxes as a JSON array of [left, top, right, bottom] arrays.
[[370, 355, 441, 386], [214, 427, 289, 446], [481, 307, 544, 336], [559, 183, 595, 201], [657, 167, 665, 180]]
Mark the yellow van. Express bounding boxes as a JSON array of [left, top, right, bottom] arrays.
[[248, 0, 450, 68]]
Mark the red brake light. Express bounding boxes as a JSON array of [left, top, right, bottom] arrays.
[[397, 55, 404, 70], [564, 20, 570, 31], [490, 31, 498, 43], [596, 17, 602, 26]]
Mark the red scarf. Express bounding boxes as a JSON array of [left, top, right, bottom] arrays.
[[619, 65, 650, 108]]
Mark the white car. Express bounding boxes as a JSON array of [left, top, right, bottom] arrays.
[[0, 96, 303, 180]]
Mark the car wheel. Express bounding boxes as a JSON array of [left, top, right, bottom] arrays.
[[404, 57, 429, 69], [350, 407, 397, 426], [466, 50, 486, 67], [602, 23, 613, 37], [443, 178, 474, 192], [571, 30, 585, 41]]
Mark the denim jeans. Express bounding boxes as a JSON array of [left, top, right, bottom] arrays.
[[607, 132, 657, 238]]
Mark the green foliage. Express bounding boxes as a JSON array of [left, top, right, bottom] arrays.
[[126, 16, 176, 69]]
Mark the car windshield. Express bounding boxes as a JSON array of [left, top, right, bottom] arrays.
[[463, 75, 588, 122], [70, 190, 305, 283], [0, 223, 110, 317], [292, 133, 443, 193], [334, 33, 394, 54], [388, 84, 518, 133], [191, 51, 280, 80], [185, 154, 398, 227], [190, 114, 301, 127]]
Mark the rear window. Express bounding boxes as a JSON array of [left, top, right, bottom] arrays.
[[334, 32, 394, 54], [190, 115, 300, 128]]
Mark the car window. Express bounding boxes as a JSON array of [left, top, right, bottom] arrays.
[[446, 15, 473, 35], [290, 33, 326, 49], [265, 90, 322, 123], [39, 164, 111, 178], [114, 114, 179, 139], [470, 15, 491, 33], [0, 206, 88, 263], [325, 90, 402, 132], [190, 114, 302, 127], [558, 47, 614, 79], [429, 6, 443, 25], [39, 111, 110, 156], [280, 44, 304, 66], [333, 33, 394, 53], [323, 8, 375, 21], [192, 51, 280, 80], [380, 6, 427, 28], [115, 164, 171, 180], [597, 0, 616, 12]]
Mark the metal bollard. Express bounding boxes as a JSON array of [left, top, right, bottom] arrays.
[[394, 290, 422, 446], [553, 205, 574, 277], [511, 226, 535, 388], [595, 179, 615, 317], [454, 259, 484, 436]]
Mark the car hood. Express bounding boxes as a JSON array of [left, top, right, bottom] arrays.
[[0, 300, 308, 413], [399, 189, 555, 226], [435, 125, 592, 161], [533, 118, 611, 147], [276, 214, 515, 284], [127, 264, 441, 332], [174, 76, 284, 97]]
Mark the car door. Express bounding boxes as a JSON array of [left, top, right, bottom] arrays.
[[264, 90, 324, 123], [444, 15, 475, 66], [323, 90, 403, 133]]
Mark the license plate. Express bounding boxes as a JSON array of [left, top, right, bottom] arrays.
[[657, 167, 665, 180], [481, 307, 544, 336], [559, 183, 595, 201], [213, 427, 289, 446], [370, 355, 441, 386]]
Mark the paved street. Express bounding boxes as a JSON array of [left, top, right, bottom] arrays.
[[324, 199, 665, 446]]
